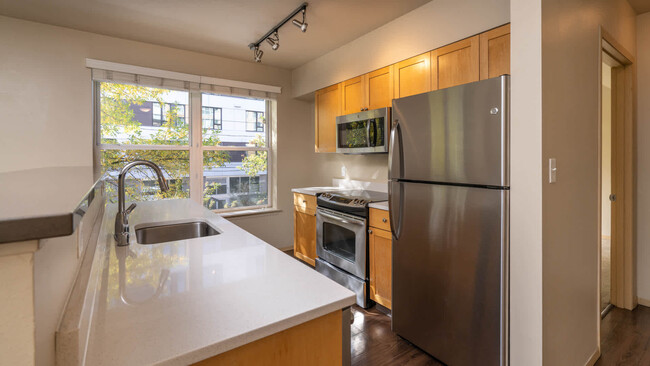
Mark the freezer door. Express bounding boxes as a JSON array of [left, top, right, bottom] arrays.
[[391, 180, 508, 366], [389, 75, 509, 187]]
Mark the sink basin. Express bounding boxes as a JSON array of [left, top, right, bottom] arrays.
[[135, 219, 220, 245]]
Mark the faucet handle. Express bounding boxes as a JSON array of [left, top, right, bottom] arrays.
[[126, 203, 137, 214]]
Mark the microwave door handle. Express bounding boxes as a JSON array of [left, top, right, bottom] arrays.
[[319, 211, 364, 226], [366, 121, 372, 147]]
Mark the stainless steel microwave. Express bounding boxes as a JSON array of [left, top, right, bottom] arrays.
[[335, 107, 390, 154]]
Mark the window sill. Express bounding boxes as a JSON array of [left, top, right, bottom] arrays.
[[218, 208, 282, 218]]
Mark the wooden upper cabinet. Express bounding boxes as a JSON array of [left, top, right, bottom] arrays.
[[366, 65, 393, 110], [431, 35, 480, 91], [394, 53, 431, 98], [341, 66, 394, 113], [314, 83, 341, 153], [480, 24, 511, 80], [341, 76, 365, 115]]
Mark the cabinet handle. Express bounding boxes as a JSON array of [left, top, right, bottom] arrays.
[[361, 108, 364, 111], [303, 200, 307, 203], [382, 218, 387, 223], [368, 229, 373, 234]]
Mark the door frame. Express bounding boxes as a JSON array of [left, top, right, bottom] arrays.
[[597, 27, 636, 323]]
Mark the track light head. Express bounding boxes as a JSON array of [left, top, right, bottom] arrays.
[[292, 8, 308, 32], [253, 46, 263, 63], [292, 19, 308, 32], [266, 31, 279, 50]]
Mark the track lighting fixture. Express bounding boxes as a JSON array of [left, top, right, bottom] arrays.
[[292, 9, 308, 32], [266, 32, 279, 50], [247, 2, 308, 63]]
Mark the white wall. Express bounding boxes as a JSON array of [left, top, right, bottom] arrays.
[[291, 0, 510, 97], [509, 0, 544, 364], [541, 0, 636, 364], [0, 15, 319, 251], [636, 11, 650, 303]]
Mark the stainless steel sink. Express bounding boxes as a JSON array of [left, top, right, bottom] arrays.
[[134, 219, 220, 245]]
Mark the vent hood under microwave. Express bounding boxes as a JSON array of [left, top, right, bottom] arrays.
[[335, 107, 390, 154]]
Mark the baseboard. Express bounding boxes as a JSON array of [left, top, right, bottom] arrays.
[[584, 348, 600, 366], [637, 297, 650, 307]]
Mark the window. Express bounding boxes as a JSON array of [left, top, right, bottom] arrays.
[[202, 94, 269, 210], [95, 80, 272, 213], [202, 107, 222, 130], [246, 110, 265, 132]]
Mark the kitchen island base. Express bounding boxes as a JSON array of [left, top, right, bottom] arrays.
[[194, 309, 350, 366]]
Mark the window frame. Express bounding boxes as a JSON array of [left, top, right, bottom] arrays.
[[93, 81, 274, 214]]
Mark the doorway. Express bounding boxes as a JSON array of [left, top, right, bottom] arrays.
[[598, 31, 636, 322]]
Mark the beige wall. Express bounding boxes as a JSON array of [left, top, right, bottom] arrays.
[[541, 1, 636, 365], [0, 15, 319, 250], [291, 0, 510, 97], [636, 11, 650, 303]]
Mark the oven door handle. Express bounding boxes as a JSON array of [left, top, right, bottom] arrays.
[[318, 211, 365, 226]]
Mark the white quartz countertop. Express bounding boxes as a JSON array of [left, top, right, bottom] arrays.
[[291, 186, 346, 196], [368, 201, 389, 211], [84, 199, 355, 365]]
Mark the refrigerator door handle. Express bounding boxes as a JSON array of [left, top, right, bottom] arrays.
[[388, 119, 403, 179], [388, 181, 404, 240]]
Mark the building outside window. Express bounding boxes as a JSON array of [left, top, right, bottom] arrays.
[[95, 80, 271, 213], [246, 110, 265, 132]]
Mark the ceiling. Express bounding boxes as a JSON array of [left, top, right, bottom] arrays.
[[628, 0, 650, 14], [0, 0, 431, 69]]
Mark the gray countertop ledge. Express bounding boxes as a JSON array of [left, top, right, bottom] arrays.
[[0, 166, 104, 244]]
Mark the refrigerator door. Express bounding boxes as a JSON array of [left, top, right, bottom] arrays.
[[391, 180, 508, 366], [389, 75, 509, 187]]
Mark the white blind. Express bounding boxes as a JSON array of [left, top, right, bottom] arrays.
[[87, 59, 281, 99]]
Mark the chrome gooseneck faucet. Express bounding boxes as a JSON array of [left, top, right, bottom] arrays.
[[114, 160, 169, 246]]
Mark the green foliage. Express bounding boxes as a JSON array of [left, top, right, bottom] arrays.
[[239, 134, 267, 177], [99, 82, 228, 203]]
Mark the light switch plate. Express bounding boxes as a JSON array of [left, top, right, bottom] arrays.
[[549, 158, 557, 183]]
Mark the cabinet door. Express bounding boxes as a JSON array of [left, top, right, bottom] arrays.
[[480, 24, 510, 80], [369, 227, 392, 309], [294, 208, 317, 266], [366, 65, 394, 110], [394, 52, 431, 98], [341, 76, 365, 115], [431, 35, 479, 90], [315, 84, 341, 153]]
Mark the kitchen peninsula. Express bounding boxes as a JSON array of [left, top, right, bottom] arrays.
[[58, 199, 355, 365]]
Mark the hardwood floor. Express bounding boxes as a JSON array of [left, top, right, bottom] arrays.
[[283, 249, 440, 365], [596, 305, 650, 365], [351, 306, 442, 366]]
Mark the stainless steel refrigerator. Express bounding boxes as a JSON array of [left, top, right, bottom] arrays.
[[389, 75, 509, 366]]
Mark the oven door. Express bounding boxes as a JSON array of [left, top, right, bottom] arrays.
[[316, 207, 367, 279]]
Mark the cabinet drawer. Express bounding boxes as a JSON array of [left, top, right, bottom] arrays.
[[293, 193, 317, 214], [369, 208, 390, 231]]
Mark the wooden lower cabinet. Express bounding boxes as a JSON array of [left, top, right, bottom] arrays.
[[294, 208, 317, 266], [194, 310, 343, 366], [369, 226, 392, 310]]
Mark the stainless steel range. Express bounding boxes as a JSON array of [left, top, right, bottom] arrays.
[[315, 190, 388, 308]]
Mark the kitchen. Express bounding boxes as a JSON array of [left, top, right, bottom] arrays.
[[0, 0, 648, 365]]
